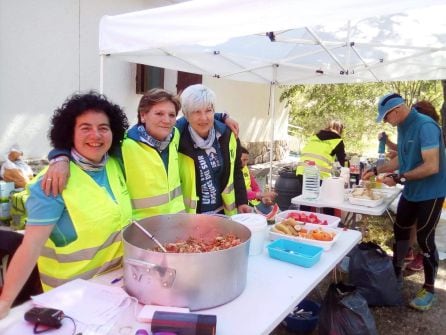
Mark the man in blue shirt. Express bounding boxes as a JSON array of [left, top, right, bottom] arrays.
[[363, 93, 446, 311]]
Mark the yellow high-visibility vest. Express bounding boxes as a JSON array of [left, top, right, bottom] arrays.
[[242, 165, 260, 206], [37, 158, 132, 290], [295, 135, 341, 179], [121, 129, 185, 220]]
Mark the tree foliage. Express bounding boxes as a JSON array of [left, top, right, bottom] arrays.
[[281, 81, 442, 156]]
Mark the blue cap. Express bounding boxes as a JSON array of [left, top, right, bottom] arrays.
[[376, 93, 404, 122]]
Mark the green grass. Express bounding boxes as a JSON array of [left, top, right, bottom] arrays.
[[358, 213, 395, 253]]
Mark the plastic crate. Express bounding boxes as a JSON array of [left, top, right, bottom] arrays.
[[282, 299, 320, 334], [275, 210, 340, 228], [267, 239, 323, 268]]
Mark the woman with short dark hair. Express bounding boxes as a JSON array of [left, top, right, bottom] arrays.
[[0, 91, 132, 319]]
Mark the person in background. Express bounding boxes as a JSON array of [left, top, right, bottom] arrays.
[[380, 101, 440, 160], [240, 146, 277, 206], [177, 84, 251, 215], [379, 100, 442, 273], [363, 93, 446, 311], [295, 119, 346, 214], [0, 92, 132, 319], [0, 146, 34, 188]]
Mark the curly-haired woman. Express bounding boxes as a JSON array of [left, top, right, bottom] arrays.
[[0, 91, 132, 318]]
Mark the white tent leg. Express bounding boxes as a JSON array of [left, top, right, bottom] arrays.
[[99, 54, 104, 94], [268, 65, 278, 190]]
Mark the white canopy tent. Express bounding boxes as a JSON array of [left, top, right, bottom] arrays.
[[98, 0, 446, 183]]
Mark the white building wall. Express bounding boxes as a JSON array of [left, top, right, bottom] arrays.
[[203, 77, 288, 145], [0, 0, 288, 161]]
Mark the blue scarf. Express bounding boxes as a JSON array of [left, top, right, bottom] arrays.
[[137, 125, 172, 152]]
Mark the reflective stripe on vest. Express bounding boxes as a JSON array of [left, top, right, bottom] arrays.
[[295, 136, 341, 179], [40, 257, 122, 290], [183, 196, 198, 212], [178, 154, 199, 213], [37, 158, 132, 291], [122, 128, 185, 219], [132, 185, 182, 209], [221, 134, 237, 215], [40, 230, 121, 262]]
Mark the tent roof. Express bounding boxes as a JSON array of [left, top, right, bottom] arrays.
[[99, 0, 446, 84]]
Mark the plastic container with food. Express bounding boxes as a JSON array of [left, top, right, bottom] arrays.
[[274, 210, 340, 228], [348, 187, 384, 207], [269, 224, 341, 250]]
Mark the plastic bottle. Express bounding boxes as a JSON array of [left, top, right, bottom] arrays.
[[377, 132, 387, 169], [378, 132, 387, 154], [302, 161, 320, 200]]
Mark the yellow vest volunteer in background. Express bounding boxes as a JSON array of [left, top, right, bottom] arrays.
[[242, 165, 260, 206], [296, 136, 342, 179], [294, 120, 345, 215], [296, 120, 346, 179], [240, 147, 277, 207], [0, 92, 131, 319]]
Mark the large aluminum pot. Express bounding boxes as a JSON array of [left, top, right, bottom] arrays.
[[122, 213, 251, 311]]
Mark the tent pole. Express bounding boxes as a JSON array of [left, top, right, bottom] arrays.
[[99, 54, 104, 94], [268, 65, 278, 190]]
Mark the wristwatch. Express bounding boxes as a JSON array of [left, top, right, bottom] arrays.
[[398, 174, 407, 184], [391, 173, 407, 185]]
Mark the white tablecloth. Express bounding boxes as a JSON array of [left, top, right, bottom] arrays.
[[1, 229, 361, 335]]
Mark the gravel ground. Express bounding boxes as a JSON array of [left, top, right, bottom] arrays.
[[270, 216, 446, 335]]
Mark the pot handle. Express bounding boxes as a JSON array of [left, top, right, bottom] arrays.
[[126, 258, 176, 288]]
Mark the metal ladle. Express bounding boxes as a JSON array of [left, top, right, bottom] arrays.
[[132, 220, 167, 253]]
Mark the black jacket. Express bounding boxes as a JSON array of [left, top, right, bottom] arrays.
[[177, 119, 248, 212]]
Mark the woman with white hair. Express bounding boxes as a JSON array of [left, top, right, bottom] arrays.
[[177, 84, 251, 215]]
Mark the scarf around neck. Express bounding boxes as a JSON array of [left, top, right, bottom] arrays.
[[71, 148, 108, 171], [189, 125, 217, 150], [137, 124, 172, 152]]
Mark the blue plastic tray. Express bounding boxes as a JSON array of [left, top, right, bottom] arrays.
[[267, 239, 323, 268]]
